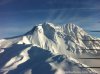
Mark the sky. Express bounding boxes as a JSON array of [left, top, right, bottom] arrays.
[[0, 0, 100, 38]]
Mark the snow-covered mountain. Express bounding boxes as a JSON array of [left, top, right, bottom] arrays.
[[0, 22, 100, 74]]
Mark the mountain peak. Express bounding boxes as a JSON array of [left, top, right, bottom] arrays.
[[27, 22, 82, 35], [42, 22, 56, 28], [67, 23, 76, 26], [0, 22, 99, 74], [24, 22, 89, 54], [65, 23, 82, 30]]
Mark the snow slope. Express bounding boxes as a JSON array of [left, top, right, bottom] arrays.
[[0, 22, 99, 74]]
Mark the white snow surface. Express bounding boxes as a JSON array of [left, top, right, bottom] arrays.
[[0, 22, 99, 74]]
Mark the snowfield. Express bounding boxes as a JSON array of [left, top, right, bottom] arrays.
[[0, 22, 99, 74]]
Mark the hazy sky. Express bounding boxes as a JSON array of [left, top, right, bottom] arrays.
[[0, 0, 100, 38]]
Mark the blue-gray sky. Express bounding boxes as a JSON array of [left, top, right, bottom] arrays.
[[0, 0, 100, 38]]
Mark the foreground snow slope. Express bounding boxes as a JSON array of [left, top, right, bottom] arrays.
[[0, 22, 99, 74]]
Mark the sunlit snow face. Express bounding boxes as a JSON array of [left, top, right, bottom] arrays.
[[36, 25, 43, 33]]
